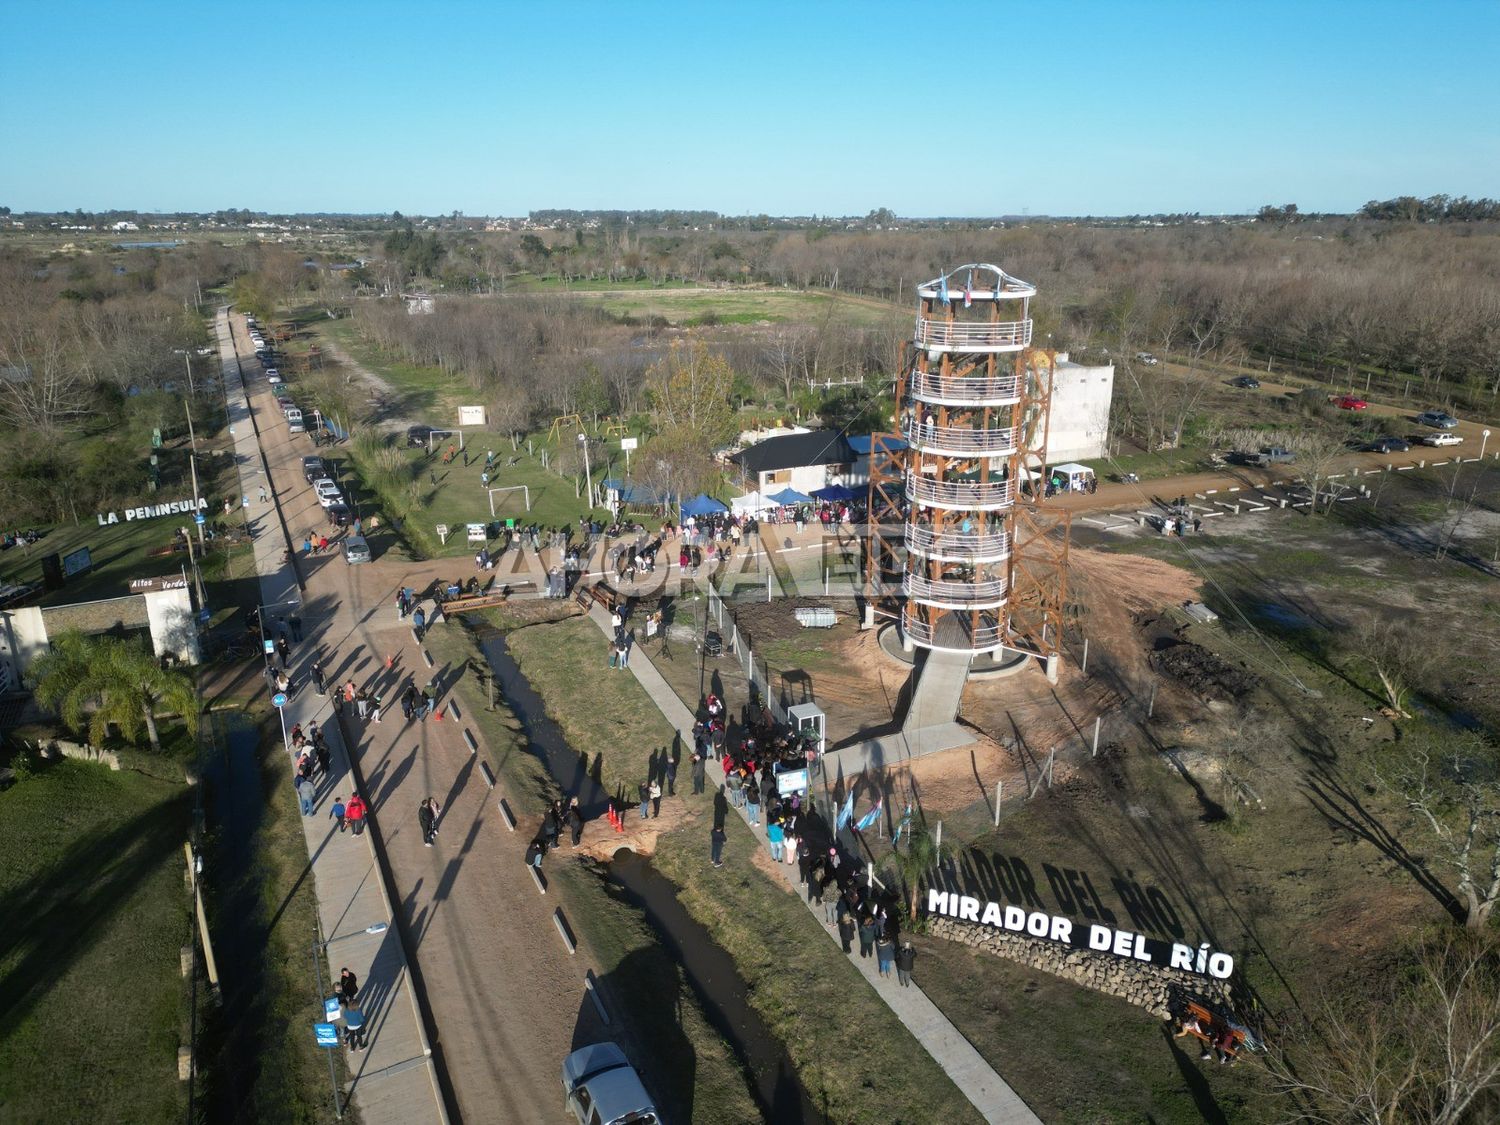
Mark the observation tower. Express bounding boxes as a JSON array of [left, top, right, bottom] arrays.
[[867, 263, 1068, 683]]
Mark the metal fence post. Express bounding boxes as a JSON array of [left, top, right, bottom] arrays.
[[1092, 716, 1101, 757], [993, 781, 1002, 827]]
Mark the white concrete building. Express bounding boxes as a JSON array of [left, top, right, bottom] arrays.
[[1047, 352, 1114, 462]]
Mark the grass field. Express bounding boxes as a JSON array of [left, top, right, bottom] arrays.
[[194, 708, 357, 1123], [506, 615, 984, 1124], [0, 758, 191, 1124], [502, 616, 676, 802], [543, 286, 906, 328], [420, 621, 762, 1123]]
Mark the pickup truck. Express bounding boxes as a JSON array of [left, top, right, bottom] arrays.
[[1229, 446, 1296, 468]]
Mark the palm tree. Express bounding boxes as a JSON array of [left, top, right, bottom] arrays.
[[888, 822, 957, 923], [31, 631, 198, 752]]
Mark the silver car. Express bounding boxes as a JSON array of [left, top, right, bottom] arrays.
[[561, 1043, 660, 1125], [344, 536, 371, 564]]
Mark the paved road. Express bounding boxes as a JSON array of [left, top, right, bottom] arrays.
[[214, 313, 448, 1125], [226, 311, 606, 1124]]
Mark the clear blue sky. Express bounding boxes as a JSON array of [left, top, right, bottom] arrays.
[[3, 0, 1496, 216]]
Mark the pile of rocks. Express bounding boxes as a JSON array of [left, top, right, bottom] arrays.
[[929, 915, 1232, 1018]]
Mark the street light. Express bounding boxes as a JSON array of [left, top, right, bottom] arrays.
[[171, 349, 196, 396], [577, 432, 594, 508]]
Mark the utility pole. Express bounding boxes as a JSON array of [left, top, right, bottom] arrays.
[[577, 433, 594, 508], [185, 402, 206, 554]]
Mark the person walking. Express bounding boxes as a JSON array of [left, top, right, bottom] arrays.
[[339, 967, 359, 1007], [258, 484, 268, 504], [329, 795, 347, 832], [767, 819, 785, 862], [355, 689, 369, 720], [418, 798, 437, 846], [895, 941, 917, 987], [567, 798, 584, 847], [648, 779, 662, 818], [638, 780, 651, 820], [344, 681, 356, 704], [664, 756, 677, 797], [876, 933, 896, 978], [745, 783, 760, 826], [346, 795, 367, 836], [690, 752, 706, 795], [275, 635, 290, 669], [710, 824, 726, 868], [423, 689, 436, 719], [311, 659, 326, 695], [370, 693, 383, 724], [837, 909, 856, 955], [412, 607, 426, 641], [858, 914, 879, 960], [401, 689, 414, 721], [315, 738, 330, 777], [295, 772, 314, 816]]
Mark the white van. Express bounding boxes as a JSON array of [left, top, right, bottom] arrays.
[[286, 408, 305, 433]]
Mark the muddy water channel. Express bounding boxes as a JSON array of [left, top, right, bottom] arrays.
[[476, 623, 821, 1122]]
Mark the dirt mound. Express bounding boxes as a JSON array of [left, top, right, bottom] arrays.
[[1151, 641, 1258, 701]]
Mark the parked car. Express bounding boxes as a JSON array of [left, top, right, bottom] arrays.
[[302, 456, 328, 483], [343, 536, 371, 564], [406, 425, 434, 448], [1364, 437, 1410, 454], [1416, 410, 1459, 429], [266, 369, 282, 384], [1422, 432, 1464, 447], [1330, 395, 1368, 410], [1230, 375, 1261, 389], [561, 1044, 660, 1125], [325, 503, 352, 527], [1134, 352, 1160, 366], [1229, 446, 1296, 467]]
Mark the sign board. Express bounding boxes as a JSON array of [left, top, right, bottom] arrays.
[[620, 437, 638, 451], [776, 767, 809, 795], [96, 497, 209, 527], [130, 575, 190, 593], [198, 608, 211, 624], [466, 522, 487, 543], [314, 1022, 339, 1048], [195, 512, 206, 525], [459, 405, 487, 427], [435, 523, 450, 545], [272, 692, 289, 708], [505, 518, 515, 529], [324, 996, 343, 1022], [263, 639, 276, 655], [62, 546, 93, 578]]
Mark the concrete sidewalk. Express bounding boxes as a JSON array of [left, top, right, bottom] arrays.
[[584, 603, 1040, 1124], [216, 311, 448, 1125]]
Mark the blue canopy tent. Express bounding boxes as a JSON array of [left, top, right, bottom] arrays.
[[767, 487, 814, 505], [810, 484, 857, 502], [680, 492, 729, 519]]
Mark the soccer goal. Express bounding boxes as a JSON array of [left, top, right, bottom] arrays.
[[488, 485, 531, 516]]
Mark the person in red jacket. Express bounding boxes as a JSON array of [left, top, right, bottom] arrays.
[[345, 794, 367, 836]]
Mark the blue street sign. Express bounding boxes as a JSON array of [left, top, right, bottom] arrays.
[[272, 692, 288, 708], [198, 608, 211, 624], [324, 996, 343, 1022], [314, 1022, 339, 1048], [195, 512, 206, 525]]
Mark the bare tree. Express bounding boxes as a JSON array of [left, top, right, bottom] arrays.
[[762, 325, 810, 405], [1376, 742, 1500, 930], [1289, 429, 1350, 512], [1347, 614, 1432, 718], [1260, 933, 1500, 1123]]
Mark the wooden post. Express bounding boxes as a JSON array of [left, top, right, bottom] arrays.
[[1081, 637, 1089, 675], [993, 781, 1002, 827], [1092, 716, 1101, 757]]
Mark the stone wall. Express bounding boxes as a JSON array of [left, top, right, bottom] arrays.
[[33, 738, 122, 770], [928, 915, 1232, 1019], [42, 595, 151, 636]]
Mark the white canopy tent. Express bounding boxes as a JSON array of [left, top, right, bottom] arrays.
[[1048, 462, 1096, 492], [731, 491, 775, 516]]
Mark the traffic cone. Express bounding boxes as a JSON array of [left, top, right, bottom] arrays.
[[434, 703, 444, 722]]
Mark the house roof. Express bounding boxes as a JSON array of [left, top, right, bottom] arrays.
[[730, 429, 855, 474], [847, 434, 907, 455]]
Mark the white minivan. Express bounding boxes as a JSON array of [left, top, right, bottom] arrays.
[[286, 408, 305, 433]]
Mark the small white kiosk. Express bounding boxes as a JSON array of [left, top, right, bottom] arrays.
[[787, 702, 826, 754], [1048, 462, 1097, 494]]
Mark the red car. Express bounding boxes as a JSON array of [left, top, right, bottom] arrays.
[[1331, 395, 1368, 410]]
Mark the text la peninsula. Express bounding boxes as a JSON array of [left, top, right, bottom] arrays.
[[97, 498, 208, 526], [927, 889, 1234, 979]]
